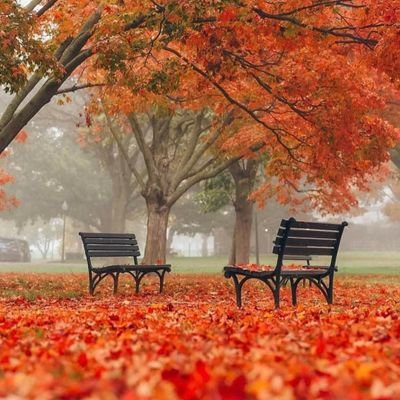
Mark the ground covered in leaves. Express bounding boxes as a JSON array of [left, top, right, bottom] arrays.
[[0, 273, 400, 400]]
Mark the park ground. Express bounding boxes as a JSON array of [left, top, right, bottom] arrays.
[[0, 253, 400, 399]]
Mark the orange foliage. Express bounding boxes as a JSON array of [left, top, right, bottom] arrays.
[[1, 273, 400, 399], [72, 0, 400, 214], [3, 1, 399, 212]]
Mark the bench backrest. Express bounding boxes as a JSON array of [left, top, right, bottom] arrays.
[[79, 232, 140, 269], [273, 218, 348, 273]]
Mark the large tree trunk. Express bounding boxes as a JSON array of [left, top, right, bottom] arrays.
[[143, 200, 170, 264], [229, 197, 254, 265], [228, 160, 259, 265]]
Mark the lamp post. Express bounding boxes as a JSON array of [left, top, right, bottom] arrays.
[[61, 201, 68, 262]]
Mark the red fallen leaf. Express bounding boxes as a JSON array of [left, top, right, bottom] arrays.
[[121, 391, 138, 400], [218, 375, 247, 400], [77, 352, 88, 368], [161, 368, 187, 395], [1, 274, 400, 399], [315, 335, 326, 357]]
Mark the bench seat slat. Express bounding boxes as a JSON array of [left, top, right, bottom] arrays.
[[93, 264, 171, 273]]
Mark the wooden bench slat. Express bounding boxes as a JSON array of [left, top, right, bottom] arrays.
[[277, 229, 338, 239], [283, 255, 312, 261], [275, 238, 337, 247], [86, 244, 140, 252], [281, 219, 341, 231], [273, 246, 334, 256], [87, 251, 141, 257], [79, 232, 136, 239], [83, 238, 138, 245]]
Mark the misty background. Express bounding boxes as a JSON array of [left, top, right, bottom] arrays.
[[0, 91, 399, 267]]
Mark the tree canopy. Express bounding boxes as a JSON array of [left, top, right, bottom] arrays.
[[0, 0, 399, 214]]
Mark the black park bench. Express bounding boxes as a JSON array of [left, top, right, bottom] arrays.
[[79, 232, 171, 295], [224, 217, 348, 308]]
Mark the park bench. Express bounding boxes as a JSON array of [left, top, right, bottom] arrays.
[[224, 217, 348, 308], [79, 232, 171, 295]]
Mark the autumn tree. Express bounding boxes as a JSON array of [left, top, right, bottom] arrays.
[[83, 101, 239, 263], [1, 1, 399, 263], [1, 1, 399, 154]]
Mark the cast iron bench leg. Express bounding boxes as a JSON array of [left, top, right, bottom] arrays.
[[112, 273, 119, 295], [159, 270, 167, 293]]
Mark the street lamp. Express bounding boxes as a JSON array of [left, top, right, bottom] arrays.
[[61, 201, 68, 262]]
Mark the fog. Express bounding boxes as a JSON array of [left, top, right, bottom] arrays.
[[0, 91, 399, 266]]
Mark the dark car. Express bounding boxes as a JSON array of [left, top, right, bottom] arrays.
[[0, 238, 31, 262]]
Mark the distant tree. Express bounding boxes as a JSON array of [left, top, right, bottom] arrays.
[[168, 188, 234, 256], [78, 112, 143, 233], [2, 128, 113, 231]]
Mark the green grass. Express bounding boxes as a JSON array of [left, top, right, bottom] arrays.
[[0, 251, 399, 274]]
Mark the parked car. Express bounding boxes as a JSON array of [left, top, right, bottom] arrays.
[[0, 238, 31, 262]]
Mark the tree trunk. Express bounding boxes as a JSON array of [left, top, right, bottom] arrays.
[[143, 200, 170, 264], [229, 198, 254, 265], [228, 160, 259, 265]]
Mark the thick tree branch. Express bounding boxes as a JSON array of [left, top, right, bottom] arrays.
[[56, 83, 105, 95], [103, 110, 146, 191], [167, 155, 240, 207], [127, 113, 157, 183]]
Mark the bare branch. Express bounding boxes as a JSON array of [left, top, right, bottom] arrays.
[[36, 0, 58, 17], [253, 6, 378, 48], [24, 0, 42, 12]]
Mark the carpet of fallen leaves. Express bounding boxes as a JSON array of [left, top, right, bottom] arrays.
[[1, 273, 400, 400]]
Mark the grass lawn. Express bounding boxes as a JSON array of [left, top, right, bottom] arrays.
[[0, 251, 399, 275]]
